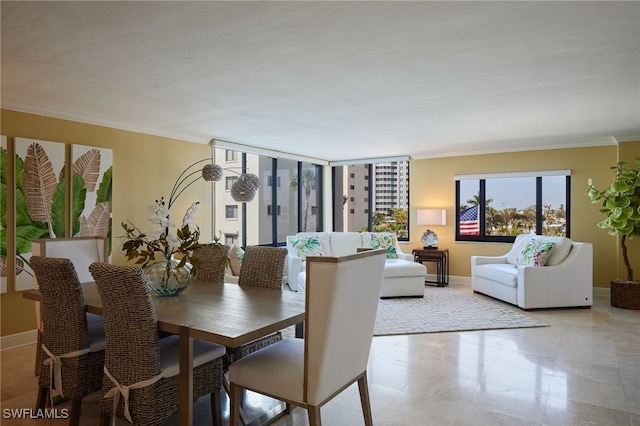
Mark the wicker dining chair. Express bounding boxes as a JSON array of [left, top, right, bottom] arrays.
[[31, 237, 108, 376], [31, 256, 105, 426], [88, 262, 226, 426], [191, 243, 228, 284], [237, 245, 288, 290], [224, 246, 289, 369]]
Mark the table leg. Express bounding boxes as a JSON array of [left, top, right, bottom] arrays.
[[179, 325, 194, 426]]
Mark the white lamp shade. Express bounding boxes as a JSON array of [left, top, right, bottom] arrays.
[[417, 209, 446, 226]]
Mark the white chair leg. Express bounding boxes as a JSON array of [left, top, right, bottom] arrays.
[[358, 373, 373, 426]]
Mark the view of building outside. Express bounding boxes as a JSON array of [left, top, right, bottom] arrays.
[[458, 175, 567, 237], [213, 147, 321, 247], [337, 161, 409, 239]]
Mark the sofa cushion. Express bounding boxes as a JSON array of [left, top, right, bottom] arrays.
[[507, 235, 536, 265], [515, 238, 556, 266], [289, 234, 325, 259], [507, 234, 573, 266], [474, 264, 518, 288], [383, 259, 426, 278], [329, 232, 363, 257], [544, 237, 572, 266], [363, 232, 398, 259], [228, 245, 245, 276]]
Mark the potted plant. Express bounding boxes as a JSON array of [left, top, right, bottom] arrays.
[[586, 157, 640, 309]]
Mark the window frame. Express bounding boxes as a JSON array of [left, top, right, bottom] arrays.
[[455, 170, 571, 243]]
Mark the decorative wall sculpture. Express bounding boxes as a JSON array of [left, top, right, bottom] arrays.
[[70, 145, 113, 247], [13, 138, 67, 291]]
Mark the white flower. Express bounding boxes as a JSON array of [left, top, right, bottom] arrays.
[[182, 202, 199, 232], [165, 234, 181, 249], [148, 228, 164, 240]]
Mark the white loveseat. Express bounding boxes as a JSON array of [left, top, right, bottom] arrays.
[[286, 232, 426, 297], [471, 234, 593, 309]]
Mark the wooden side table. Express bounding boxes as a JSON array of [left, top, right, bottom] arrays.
[[412, 248, 449, 287]]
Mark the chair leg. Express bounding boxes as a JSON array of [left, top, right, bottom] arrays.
[[307, 405, 322, 426], [69, 399, 82, 426], [210, 388, 223, 426], [285, 402, 292, 414], [99, 414, 110, 426], [230, 383, 243, 426], [357, 373, 373, 426], [34, 330, 42, 376], [36, 387, 48, 410]]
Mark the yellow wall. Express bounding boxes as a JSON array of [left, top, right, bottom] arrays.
[[409, 143, 640, 288], [1, 109, 639, 337], [1, 109, 213, 336]]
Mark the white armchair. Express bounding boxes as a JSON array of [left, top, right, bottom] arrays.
[[471, 234, 593, 309]]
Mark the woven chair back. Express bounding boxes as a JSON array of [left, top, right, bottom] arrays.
[[89, 262, 161, 385], [191, 243, 228, 284], [238, 246, 287, 289], [31, 256, 89, 354]]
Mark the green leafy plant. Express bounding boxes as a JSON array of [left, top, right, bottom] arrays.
[[586, 157, 640, 281]]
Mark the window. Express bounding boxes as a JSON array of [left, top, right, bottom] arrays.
[[267, 176, 281, 187], [225, 176, 238, 191], [225, 149, 238, 162], [455, 170, 570, 242], [333, 160, 409, 240], [224, 233, 238, 246], [225, 204, 238, 219], [267, 205, 282, 216], [213, 147, 324, 248]]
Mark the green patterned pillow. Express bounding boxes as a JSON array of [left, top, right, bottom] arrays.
[[291, 235, 324, 259], [515, 239, 556, 266], [369, 233, 398, 259], [228, 245, 245, 276]]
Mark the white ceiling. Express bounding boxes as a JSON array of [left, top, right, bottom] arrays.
[[2, 1, 639, 162]]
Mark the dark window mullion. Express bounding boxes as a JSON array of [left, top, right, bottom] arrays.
[[271, 158, 278, 246], [536, 177, 543, 235]]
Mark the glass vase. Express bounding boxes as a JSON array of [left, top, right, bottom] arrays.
[[143, 254, 195, 297]]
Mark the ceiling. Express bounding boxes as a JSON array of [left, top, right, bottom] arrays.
[[2, 1, 639, 163]]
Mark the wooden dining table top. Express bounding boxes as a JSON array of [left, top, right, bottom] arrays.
[[23, 279, 306, 348]]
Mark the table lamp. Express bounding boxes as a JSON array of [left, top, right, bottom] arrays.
[[417, 209, 446, 249]]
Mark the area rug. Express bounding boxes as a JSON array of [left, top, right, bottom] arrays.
[[373, 287, 548, 336]]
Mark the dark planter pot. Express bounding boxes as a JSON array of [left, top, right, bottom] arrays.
[[610, 279, 640, 309]]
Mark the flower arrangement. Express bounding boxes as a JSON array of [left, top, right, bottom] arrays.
[[121, 197, 201, 268]]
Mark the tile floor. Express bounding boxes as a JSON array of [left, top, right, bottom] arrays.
[[1, 285, 638, 425]]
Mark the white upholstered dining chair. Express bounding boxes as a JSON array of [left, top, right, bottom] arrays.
[[31, 236, 109, 376], [228, 249, 387, 426]]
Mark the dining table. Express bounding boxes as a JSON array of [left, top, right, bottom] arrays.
[[23, 279, 306, 426]]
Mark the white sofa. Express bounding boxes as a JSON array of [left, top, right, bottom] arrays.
[[286, 232, 426, 297], [471, 234, 593, 309]]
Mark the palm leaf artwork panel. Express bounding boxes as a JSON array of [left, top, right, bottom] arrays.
[[13, 138, 66, 291], [70, 145, 113, 255], [1, 136, 7, 293]]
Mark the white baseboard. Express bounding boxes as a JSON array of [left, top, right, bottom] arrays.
[[0, 329, 37, 351]]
